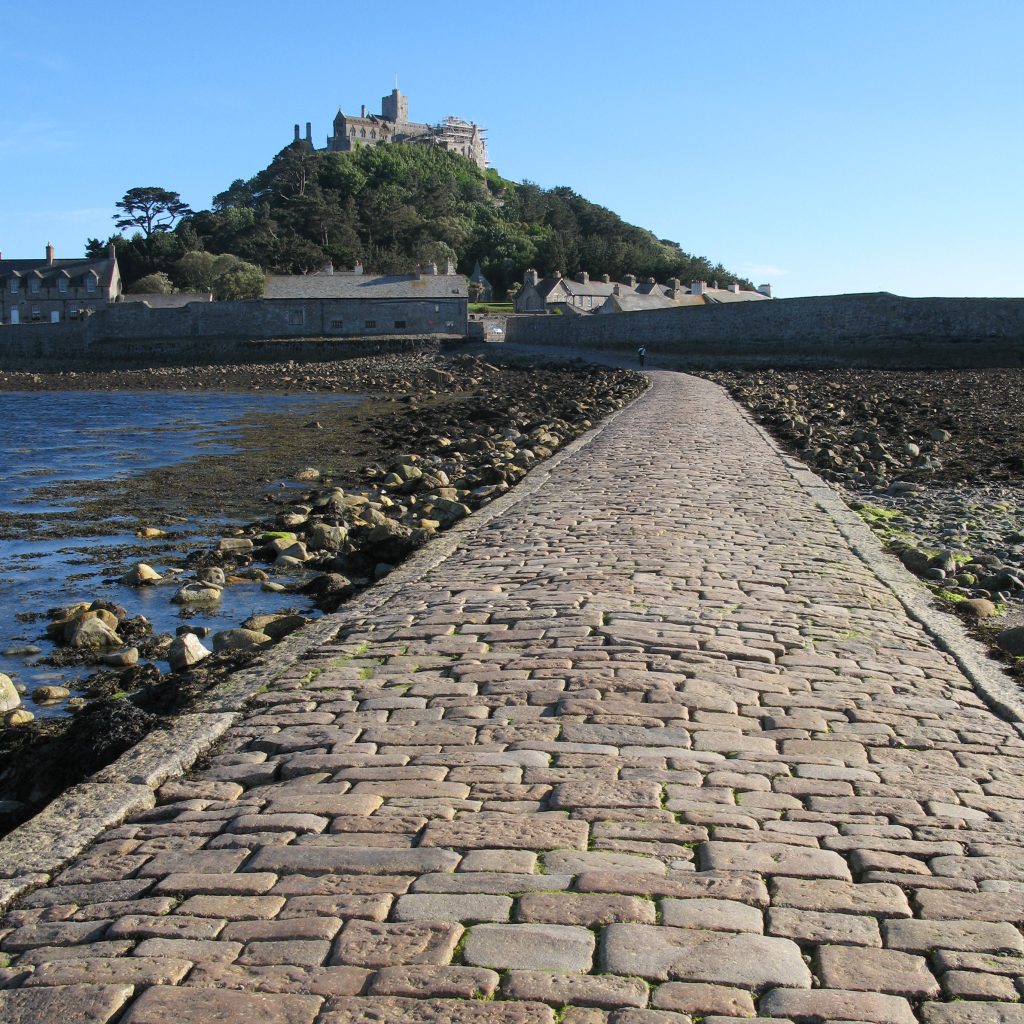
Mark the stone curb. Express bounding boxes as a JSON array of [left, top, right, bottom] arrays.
[[0, 379, 647, 913], [724, 379, 1024, 735]]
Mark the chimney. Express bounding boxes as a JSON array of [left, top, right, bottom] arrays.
[[322, 261, 334, 275], [45, 242, 54, 265], [445, 257, 456, 275], [361, 104, 367, 117], [353, 261, 364, 275], [757, 283, 774, 298], [524, 268, 539, 288], [600, 273, 610, 283], [690, 280, 706, 295], [613, 283, 620, 295], [108, 241, 116, 259], [294, 124, 301, 143], [575, 271, 589, 284], [305, 122, 312, 145], [728, 282, 740, 293], [426, 261, 438, 276], [623, 274, 637, 288], [553, 270, 562, 280], [712, 280, 719, 290]]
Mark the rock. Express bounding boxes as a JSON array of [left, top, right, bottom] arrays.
[[2, 645, 40, 657], [233, 567, 269, 582], [33, 685, 71, 703], [121, 563, 162, 586], [217, 537, 254, 556], [0, 673, 21, 714], [261, 581, 287, 593], [929, 428, 952, 442], [137, 526, 168, 539], [274, 554, 306, 570], [308, 523, 347, 551], [241, 614, 307, 640], [962, 599, 998, 619], [67, 617, 122, 649], [930, 550, 958, 573], [294, 467, 321, 482], [996, 626, 1024, 657], [101, 648, 139, 667], [276, 541, 309, 561], [5, 709, 34, 727], [923, 567, 947, 581], [900, 548, 932, 575], [167, 633, 211, 671], [211, 628, 271, 653], [300, 573, 355, 603], [172, 581, 223, 605]]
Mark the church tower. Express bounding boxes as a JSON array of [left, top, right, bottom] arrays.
[[381, 88, 409, 124]]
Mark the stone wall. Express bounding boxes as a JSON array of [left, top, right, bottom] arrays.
[[0, 297, 467, 369], [504, 293, 1024, 368]]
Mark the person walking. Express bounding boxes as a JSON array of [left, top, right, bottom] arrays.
[[637, 345, 647, 368]]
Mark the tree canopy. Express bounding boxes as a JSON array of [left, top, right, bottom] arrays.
[[114, 187, 193, 238], [99, 146, 751, 295]]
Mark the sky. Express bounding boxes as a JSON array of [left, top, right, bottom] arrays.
[[2, 0, 1022, 298]]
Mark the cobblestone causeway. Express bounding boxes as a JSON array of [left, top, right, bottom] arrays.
[[3, 371, 1024, 1022]]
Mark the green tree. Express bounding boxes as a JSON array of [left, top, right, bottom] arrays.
[[212, 260, 264, 300], [130, 272, 174, 294], [114, 187, 193, 238]]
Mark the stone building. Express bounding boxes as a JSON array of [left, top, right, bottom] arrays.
[[263, 264, 468, 336], [0, 243, 121, 324], [515, 268, 772, 315], [293, 87, 487, 170]]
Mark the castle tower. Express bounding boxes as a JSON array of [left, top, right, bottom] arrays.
[[381, 88, 408, 124]]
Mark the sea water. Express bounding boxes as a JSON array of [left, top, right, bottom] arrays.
[[0, 390, 361, 717]]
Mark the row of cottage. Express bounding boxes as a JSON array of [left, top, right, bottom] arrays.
[[512, 269, 772, 314], [0, 245, 772, 338]]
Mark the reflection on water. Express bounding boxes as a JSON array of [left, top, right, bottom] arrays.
[[0, 390, 359, 718]]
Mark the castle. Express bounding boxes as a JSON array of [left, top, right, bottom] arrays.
[[293, 87, 487, 170]]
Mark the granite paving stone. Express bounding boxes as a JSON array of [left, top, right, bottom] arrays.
[[5, 372, 1024, 1022]]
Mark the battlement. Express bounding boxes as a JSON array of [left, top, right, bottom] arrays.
[[293, 87, 487, 169]]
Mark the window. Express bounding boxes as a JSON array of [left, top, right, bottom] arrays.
[[30, 277, 40, 293], [8, 278, 17, 294], [330, 318, 344, 329], [58, 277, 68, 293], [31, 307, 41, 321], [288, 309, 305, 326], [86, 276, 96, 293], [394, 320, 406, 329], [364, 320, 376, 328], [360, 128, 366, 138], [371, 129, 376, 139]]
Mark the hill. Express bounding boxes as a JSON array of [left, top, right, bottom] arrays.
[[107, 144, 752, 296]]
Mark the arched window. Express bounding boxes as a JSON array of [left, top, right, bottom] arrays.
[[371, 129, 376, 139], [360, 128, 366, 138], [349, 127, 356, 136]]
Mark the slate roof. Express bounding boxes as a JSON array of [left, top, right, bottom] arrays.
[[0, 256, 117, 288], [702, 288, 771, 304], [264, 273, 468, 301], [601, 292, 680, 313]]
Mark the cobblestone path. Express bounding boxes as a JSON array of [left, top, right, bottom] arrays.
[[3, 372, 1024, 1023]]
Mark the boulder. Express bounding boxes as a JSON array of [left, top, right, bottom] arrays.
[[121, 563, 162, 586], [217, 537, 254, 556], [167, 633, 211, 671], [212, 628, 271, 653], [242, 613, 307, 640], [67, 616, 122, 649], [172, 581, 224, 605], [996, 626, 1024, 658], [33, 685, 71, 703], [101, 647, 139, 667], [308, 523, 347, 552], [962, 599, 999, 619], [0, 673, 20, 714], [5, 709, 34, 727], [294, 467, 321, 482], [900, 548, 932, 575]]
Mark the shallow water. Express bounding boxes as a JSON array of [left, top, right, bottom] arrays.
[[0, 390, 361, 717]]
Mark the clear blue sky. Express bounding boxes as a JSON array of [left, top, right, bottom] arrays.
[[2, 0, 1022, 298]]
